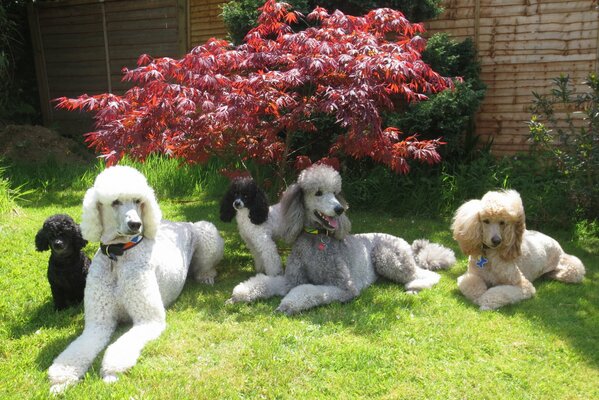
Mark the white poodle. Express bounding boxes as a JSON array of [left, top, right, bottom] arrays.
[[452, 189, 585, 310], [47, 165, 224, 393], [219, 177, 285, 276], [228, 164, 456, 314]]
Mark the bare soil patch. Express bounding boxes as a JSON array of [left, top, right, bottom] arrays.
[[0, 124, 95, 165]]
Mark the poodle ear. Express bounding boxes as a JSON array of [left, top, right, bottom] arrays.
[[499, 193, 525, 260], [500, 219, 524, 260], [333, 214, 351, 240], [249, 187, 269, 225], [72, 223, 88, 250], [219, 186, 236, 222], [35, 228, 49, 251], [279, 183, 305, 243], [80, 187, 103, 242], [140, 187, 162, 239], [332, 192, 350, 240], [451, 199, 483, 256]]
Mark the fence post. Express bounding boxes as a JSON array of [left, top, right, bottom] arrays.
[[27, 2, 52, 125]]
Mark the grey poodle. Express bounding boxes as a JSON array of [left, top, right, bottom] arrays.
[[228, 164, 456, 314]]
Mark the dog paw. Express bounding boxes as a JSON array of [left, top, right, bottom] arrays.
[[196, 276, 215, 285], [275, 302, 297, 315], [48, 364, 79, 394], [50, 382, 73, 395], [225, 297, 238, 305], [102, 374, 119, 384]]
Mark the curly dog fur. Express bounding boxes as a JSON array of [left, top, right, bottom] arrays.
[[35, 214, 90, 310], [452, 189, 585, 310], [229, 164, 456, 314], [47, 166, 224, 394], [220, 177, 285, 276]]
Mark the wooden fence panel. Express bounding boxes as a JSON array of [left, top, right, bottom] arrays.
[[189, 0, 228, 47], [426, 0, 599, 156], [29, 0, 187, 136]]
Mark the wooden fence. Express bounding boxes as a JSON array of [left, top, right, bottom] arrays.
[[30, 0, 599, 155], [29, 0, 188, 135], [425, 0, 599, 155]]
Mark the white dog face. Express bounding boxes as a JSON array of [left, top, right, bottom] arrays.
[[99, 197, 144, 243], [303, 188, 346, 231]]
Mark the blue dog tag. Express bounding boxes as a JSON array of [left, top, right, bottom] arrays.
[[476, 256, 488, 268]]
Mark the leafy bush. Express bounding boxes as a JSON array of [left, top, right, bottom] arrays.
[[0, 2, 40, 124], [311, 0, 443, 22], [223, 1, 443, 46], [529, 73, 599, 220], [57, 1, 455, 188], [222, 0, 310, 45], [388, 33, 486, 160]]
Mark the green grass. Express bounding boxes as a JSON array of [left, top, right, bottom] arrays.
[[0, 161, 597, 399]]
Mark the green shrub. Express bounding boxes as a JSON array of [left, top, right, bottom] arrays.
[[388, 33, 486, 161], [529, 73, 599, 220]]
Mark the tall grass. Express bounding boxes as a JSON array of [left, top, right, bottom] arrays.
[[0, 163, 34, 214]]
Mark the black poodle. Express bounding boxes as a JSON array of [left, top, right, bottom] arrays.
[[220, 177, 285, 276], [35, 214, 90, 310]]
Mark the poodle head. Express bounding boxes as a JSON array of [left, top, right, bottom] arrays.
[[452, 189, 525, 260], [220, 177, 269, 225], [81, 165, 162, 243], [280, 164, 351, 241], [35, 214, 87, 257]]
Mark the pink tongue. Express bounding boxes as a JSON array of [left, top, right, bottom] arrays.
[[325, 215, 338, 228]]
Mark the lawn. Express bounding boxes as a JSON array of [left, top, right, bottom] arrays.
[[0, 162, 597, 399]]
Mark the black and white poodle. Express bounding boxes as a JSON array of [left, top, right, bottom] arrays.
[[35, 214, 90, 310], [220, 177, 285, 276]]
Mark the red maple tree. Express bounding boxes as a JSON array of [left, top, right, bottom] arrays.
[[56, 0, 455, 175]]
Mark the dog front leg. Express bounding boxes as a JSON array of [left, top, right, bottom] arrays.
[[476, 279, 536, 310], [48, 320, 117, 394], [48, 261, 118, 394], [256, 237, 282, 276], [276, 284, 358, 315], [457, 272, 488, 303], [101, 320, 166, 382], [101, 273, 166, 382], [227, 274, 289, 303]]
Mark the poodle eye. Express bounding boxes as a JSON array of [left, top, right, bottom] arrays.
[[112, 200, 122, 207], [134, 199, 141, 204], [499, 221, 505, 226], [482, 219, 489, 224], [315, 190, 323, 197]]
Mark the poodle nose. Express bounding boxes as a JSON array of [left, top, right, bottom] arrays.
[[53, 240, 65, 250], [233, 199, 244, 209], [491, 235, 502, 246], [128, 221, 142, 231], [334, 205, 345, 215]]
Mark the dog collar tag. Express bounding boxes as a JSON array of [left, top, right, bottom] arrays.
[[318, 235, 330, 251], [476, 256, 488, 268]]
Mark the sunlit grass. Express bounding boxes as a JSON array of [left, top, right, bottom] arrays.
[[0, 160, 597, 399]]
